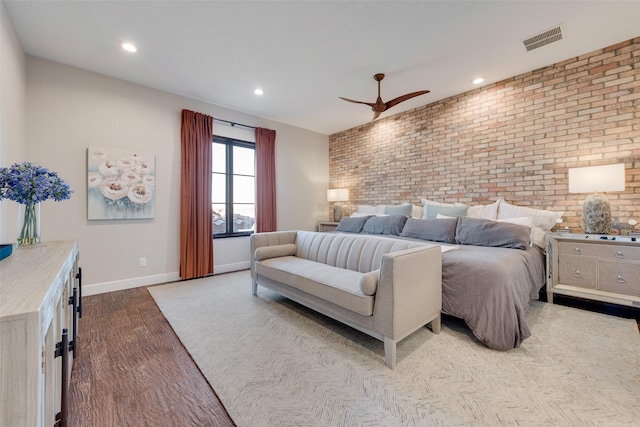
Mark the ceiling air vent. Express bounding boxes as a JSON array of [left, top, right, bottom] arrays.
[[522, 25, 563, 52]]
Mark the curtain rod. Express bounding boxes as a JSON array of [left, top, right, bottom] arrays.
[[214, 117, 255, 131]]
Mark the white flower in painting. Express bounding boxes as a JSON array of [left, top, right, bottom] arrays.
[[142, 175, 155, 186], [134, 160, 152, 175], [100, 179, 129, 200], [120, 171, 142, 185], [91, 148, 108, 160], [129, 152, 144, 162], [117, 157, 135, 171], [98, 160, 119, 176], [128, 184, 152, 205], [88, 172, 103, 188]]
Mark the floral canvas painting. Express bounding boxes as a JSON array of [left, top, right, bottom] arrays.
[[87, 146, 155, 220]]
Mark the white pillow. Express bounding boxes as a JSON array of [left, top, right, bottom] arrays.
[[497, 216, 533, 228], [466, 199, 501, 220], [436, 213, 455, 219], [351, 212, 388, 218], [357, 205, 385, 215], [411, 204, 424, 219], [497, 201, 563, 248], [421, 198, 467, 208]]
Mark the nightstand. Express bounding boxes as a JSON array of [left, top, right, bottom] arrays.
[[546, 233, 640, 308], [318, 221, 340, 232]]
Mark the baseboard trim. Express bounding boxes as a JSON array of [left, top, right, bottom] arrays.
[[213, 261, 251, 275], [84, 261, 251, 296], [84, 272, 181, 296]]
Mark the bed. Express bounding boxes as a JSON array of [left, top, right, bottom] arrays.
[[331, 199, 560, 350], [440, 243, 545, 350]]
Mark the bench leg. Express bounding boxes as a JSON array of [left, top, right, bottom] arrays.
[[430, 314, 442, 334], [252, 282, 258, 296], [383, 337, 397, 369]]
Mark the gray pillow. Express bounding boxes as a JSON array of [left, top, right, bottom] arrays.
[[400, 218, 458, 243], [383, 203, 412, 216], [455, 217, 530, 249], [361, 215, 408, 235], [424, 204, 469, 219], [335, 216, 371, 233]]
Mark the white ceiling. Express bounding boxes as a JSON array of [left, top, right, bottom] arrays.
[[5, 1, 640, 135]]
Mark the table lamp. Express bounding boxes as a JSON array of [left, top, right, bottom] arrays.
[[327, 188, 349, 222], [568, 163, 625, 234]]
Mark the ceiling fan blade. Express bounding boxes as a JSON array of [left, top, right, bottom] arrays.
[[384, 90, 430, 109], [371, 111, 382, 121], [339, 96, 376, 108]]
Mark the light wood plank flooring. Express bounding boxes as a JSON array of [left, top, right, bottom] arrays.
[[68, 287, 235, 427]]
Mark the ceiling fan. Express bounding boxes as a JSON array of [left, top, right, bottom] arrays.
[[340, 73, 430, 121]]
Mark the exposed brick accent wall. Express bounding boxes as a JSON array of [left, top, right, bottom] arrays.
[[329, 37, 640, 233]]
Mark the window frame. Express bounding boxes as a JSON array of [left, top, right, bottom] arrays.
[[212, 135, 255, 238]]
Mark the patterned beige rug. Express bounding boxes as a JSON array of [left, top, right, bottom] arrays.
[[148, 270, 640, 427]]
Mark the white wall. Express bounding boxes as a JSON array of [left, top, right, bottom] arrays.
[[21, 56, 328, 294], [0, 1, 27, 242]]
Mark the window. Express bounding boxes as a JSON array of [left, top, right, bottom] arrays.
[[212, 136, 255, 237]]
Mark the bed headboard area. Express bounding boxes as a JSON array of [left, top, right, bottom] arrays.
[[328, 37, 640, 234]]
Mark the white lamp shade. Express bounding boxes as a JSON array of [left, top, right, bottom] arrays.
[[568, 163, 625, 193], [327, 188, 349, 202]]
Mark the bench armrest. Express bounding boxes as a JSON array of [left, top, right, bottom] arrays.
[[250, 231, 298, 282], [373, 245, 442, 339]]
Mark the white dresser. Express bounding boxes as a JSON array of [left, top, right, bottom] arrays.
[[546, 233, 640, 307], [1, 241, 81, 427]]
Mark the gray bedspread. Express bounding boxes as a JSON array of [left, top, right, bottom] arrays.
[[331, 231, 546, 350], [440, 244, 546, 350]]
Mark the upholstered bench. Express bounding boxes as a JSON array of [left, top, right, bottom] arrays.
[[250, 230, 442, 368]]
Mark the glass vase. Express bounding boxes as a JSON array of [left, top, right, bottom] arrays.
[[17, 202, 41, 245]]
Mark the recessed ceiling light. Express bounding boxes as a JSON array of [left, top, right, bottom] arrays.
[[254, 88, 264, 95], [121, 42, 137, 53], [472, 77, 484, 85]]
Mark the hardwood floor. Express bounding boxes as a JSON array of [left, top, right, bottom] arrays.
[[68, 287, 235, 427]]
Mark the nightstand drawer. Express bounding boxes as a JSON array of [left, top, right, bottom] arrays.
[[318, 221, 340, 232], [598, 261, 640, 296], [558, 242, 640, 260], [596, 245, 640, 261], [558, 256, 597, 288], [558, 242, 601, 257]]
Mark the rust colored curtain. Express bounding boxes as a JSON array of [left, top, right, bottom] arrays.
[[255, 127, 277, 232], [180, 109, 214, 279]]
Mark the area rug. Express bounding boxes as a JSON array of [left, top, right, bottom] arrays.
[[148, 270, 640, 426]]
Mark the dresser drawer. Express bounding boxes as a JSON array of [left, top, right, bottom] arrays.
[[558, 256, 597, 288], [558, 241, 640, 260], [598, 260, 640, 297]]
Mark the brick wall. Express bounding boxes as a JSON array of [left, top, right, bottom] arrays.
[[329, 37, 640, 232]]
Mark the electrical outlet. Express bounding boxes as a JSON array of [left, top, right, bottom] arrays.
[[139, 257, 147, 267]]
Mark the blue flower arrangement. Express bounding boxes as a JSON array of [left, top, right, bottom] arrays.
[[0, 162, 72, 244]]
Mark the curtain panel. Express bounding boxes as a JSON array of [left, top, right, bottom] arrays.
[[255, 127, 277, 232], [180, 109, 214, 279]]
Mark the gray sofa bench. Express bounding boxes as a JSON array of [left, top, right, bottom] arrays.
[[250, 230, 442, 368]]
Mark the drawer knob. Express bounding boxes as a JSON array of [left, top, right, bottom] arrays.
[[615, 251, 624, 259], [573, 270, 582, 278], [617, 275, 626, 284], [573, 248, 581, 255]]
